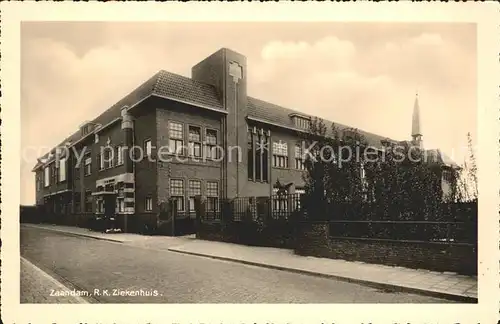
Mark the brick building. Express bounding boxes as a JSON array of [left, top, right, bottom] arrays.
[[32, 48, 458, 231]]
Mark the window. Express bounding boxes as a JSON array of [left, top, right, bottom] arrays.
[[107, 147, 114, 168], [99, 150, 104, 170], [44, 166, 50, 187], [97, 198, 104, 213], [295, 144, 306, 170], [205, 129, 218, 159], [168, 122, 184, 155], [144, 139, 152, 157], [84, 154, 92, 176], [293, 116, 310, 130], [99, 147, 114, 169], [187, 180, 202, 212], [116, 145, 124, 166], [206, 181, 219, 212], [50, 163, 57, 184], [116, 198, 125, 213], [170, 179, 185, 211], [247, 129, 254, 180], [251, 130, 269, 182], [188, 126, 202, 158], [84, 190, 93, 213], [273, 141, 289, 168], [145, 197, 153, 211], [58, 157, 67, 182], [262, 135, 269, 182]]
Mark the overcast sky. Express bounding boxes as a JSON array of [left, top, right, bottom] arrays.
[[20, 22, 477, 204]]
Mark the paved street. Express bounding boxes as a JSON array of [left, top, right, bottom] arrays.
[[20, 226, 452, 303]]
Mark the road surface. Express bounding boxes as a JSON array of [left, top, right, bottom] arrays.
[[20, 226, 452, 303]]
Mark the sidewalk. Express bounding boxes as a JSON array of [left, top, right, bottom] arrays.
[[22, 223, 195, 250], [23, 223, 478, 302], [21, 257, 88, 304], [169, 240, 478, 302]]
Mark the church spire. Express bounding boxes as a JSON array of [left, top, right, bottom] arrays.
[[411, 92, 423, 148]]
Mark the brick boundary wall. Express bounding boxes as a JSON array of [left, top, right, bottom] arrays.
[[295, 221, 477, 276], [196, 220, 296, 249]]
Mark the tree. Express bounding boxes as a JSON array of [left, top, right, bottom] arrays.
[[452, 132, 478, 203]]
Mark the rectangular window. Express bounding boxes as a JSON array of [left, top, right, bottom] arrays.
[[188, 126, 202, 158], [84, 154, 92, 176], [144, 139, 152, 157], [97, 198, 104, 213], [247, 129, 254, 180], [145, 197, 153, 211], [206, 181, 219, 212], [108, 147, 114, 168], [295, 144, 306, 170], [188, 180, 202, 213], [99, 150, 104, 170], [262, 135, 269, 182], [116, 198, 125, 213], [51, 163, 57, 184], [170, 179, 185, 211], [205, 129, 218, 159], [293, 117, 311, 130], [84, 190, 93, 213], [272, 141, 288, 168], [116, 145, 124, 165], [255, 134, 262, 180], [58, 157, 67, 182], [44, 167, 50, 187], [168, 122, 184, 155]]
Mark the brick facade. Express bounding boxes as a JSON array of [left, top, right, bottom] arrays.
[[32, 47, 455, 234]]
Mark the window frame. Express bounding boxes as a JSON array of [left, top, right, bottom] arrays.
[[116, 145, 124, 166], [144, 138, 153, 158], [205, 128, 219, 160], [44, 166, 50, 187], [294, 144, 306, 170], [84, 190, 93, 213], [170, 178, 185, 212], [84, 153, 92, 176], [188, 125, 202, 158], [272, 140, 289, 168], [58, 157, 67, 182], [206, 180, 219, 212], [168, 121, 184, 156], [188, 179, 202, 212], [145, 196, 153, 212]]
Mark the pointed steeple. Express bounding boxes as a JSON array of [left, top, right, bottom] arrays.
[[411, 92, 423, 148]]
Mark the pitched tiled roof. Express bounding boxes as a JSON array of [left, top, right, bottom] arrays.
[[154, 71, 223, 110], [36, 69, 449, 171], [247, 96, 394, 148], [33, 70, 224, 170]]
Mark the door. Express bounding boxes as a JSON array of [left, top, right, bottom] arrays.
[[103, 195, 116, 218]]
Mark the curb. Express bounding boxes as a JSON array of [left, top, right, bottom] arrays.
[[24, 224, 125, 244], [168, 248, 478, 303]]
